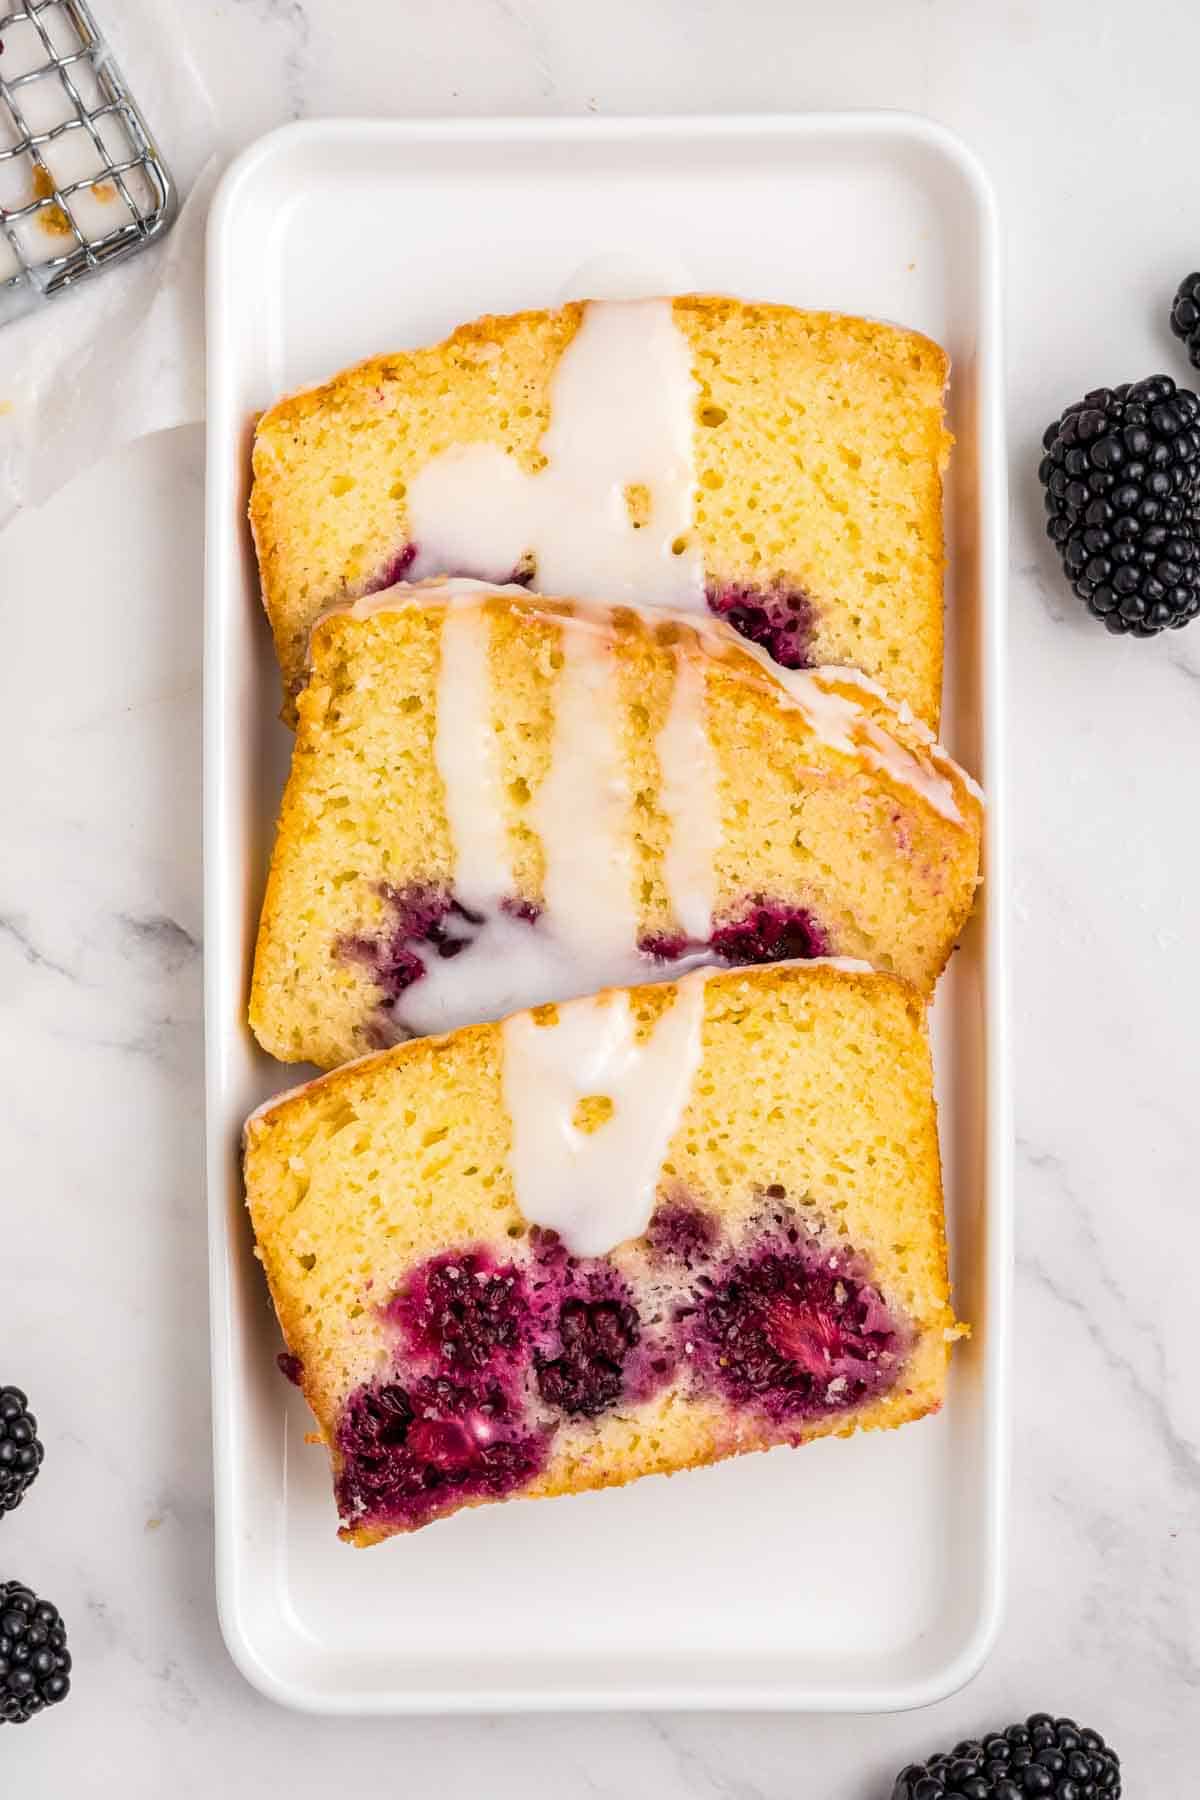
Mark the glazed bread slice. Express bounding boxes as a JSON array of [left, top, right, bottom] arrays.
[[244, 961, 960, 1545], [250, 296, 951, 724], [249, 585, 982, 1070]]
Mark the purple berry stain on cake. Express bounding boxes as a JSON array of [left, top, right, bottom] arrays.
[[342, 886, 831, 1027], [641, 902, 830, 974], [337, 883, 476, 1002], [335, 1239, 657, 1529], [337, 1246, 549, 1531], [501, 896, 542, 925], [710, 900, 829, 966], [276, 1351, 304, 1387], [365, 542, 418, 595], [638, 931, 691, 963], [707, 581, 816, 669], [645, 1201, 718, 1267], [336, 883, 484, 1002], [687, 1236, 908, 1422], [332, 1205, 908, 1530], [336, 1374, 546, 1532], [337, 883, 543, 1015], [386, 1249, 529, 1374]]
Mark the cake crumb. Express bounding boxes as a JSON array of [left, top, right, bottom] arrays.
[[31, 166, 72, 238]]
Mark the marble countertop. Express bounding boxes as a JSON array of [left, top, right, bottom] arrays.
[[2, 0, 1197, 1791]]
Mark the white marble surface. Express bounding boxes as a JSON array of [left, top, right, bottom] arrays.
[[2, 0, 1198, 1789]]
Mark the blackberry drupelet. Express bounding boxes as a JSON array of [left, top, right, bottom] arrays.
[[0, 1583, 71, 1724], [535, 1297, 640, 1417], [1039, 375, 1200, 635], [0, 1387, 43, 1515], [1169, 272, 1200, 370], [892, 1713, 1121, 1800]]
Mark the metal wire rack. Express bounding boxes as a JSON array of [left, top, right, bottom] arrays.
[[0, 0, 175, 324]]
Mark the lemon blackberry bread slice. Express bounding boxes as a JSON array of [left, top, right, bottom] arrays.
[[250, 295, 951, 725], [244, 961, 959, 1545], [249, 583, 981, 1070]]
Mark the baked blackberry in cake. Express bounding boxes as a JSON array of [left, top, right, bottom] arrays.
[[250, 296, 951, 725], [249, 584, 982, 1070], [244, 961, 960, 1545]]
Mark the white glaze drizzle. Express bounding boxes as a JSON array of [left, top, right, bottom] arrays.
[[326, 582, 979, 822], [671, 620, 971, 824], [432, 602, 511, 904], [399, 603, 712, 1039], [532, 621, 639, 965], [656, 649, 722, 941], [405, 299, 705, 609], [501, 971, 710, 1257]]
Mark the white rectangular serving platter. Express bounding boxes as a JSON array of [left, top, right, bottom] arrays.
[[204, 112, 1010, 1715]]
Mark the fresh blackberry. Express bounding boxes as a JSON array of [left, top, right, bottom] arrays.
[[0, 1583, 71, 1724], [1038, 375, 1200, 635], [1169, 272, 1200, 370], [0, 1387, 43, 1515], [892, 1713, 1121, 1799]]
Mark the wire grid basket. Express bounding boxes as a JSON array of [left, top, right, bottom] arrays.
[[0, 0, 175, 324]]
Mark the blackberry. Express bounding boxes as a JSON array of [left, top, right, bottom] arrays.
[[1169, 272, 1200, 370], [388, 1249, 529, 1372], [0, 1387, 43, 1515], [706, 581, 815, 669], [0, 1583, 71, 1724], [336, 1374, 545, 1531], [693, 1245, 903, 1421], [535, 1297, 640, 1417], [1038, 375, 1200, 635], [892, 1713, 1121, 1800], [710, 900, 828, 966], [337, 884, 485, 1004]]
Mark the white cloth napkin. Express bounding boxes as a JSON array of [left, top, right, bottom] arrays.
[[0, 0, 216, 531]]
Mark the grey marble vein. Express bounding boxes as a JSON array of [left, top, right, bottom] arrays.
[[231, 0, 311, 118], [0, 913, 75, 980], [644, 1720, 776, 1800], [116, 911, 202, 968]]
